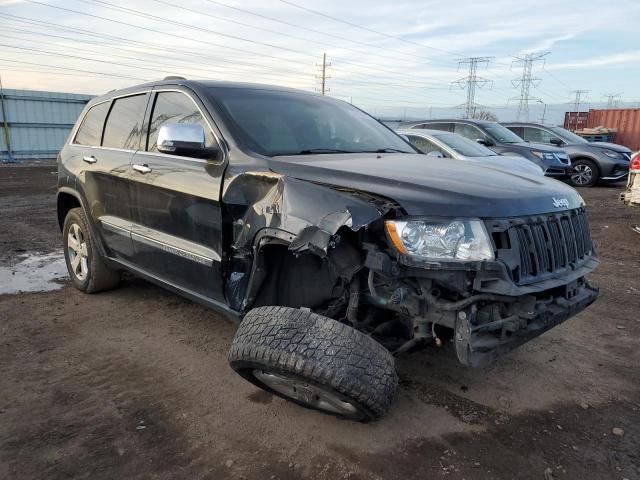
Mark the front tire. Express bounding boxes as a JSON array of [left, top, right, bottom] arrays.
[[570, 159, 599, 187], [229, 306, 398, 421], [63, 207, 120, 293]]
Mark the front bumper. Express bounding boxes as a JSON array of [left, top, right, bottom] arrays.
[[601, 163, 629, 182], [543, 165, 573, 178], [455, 279, 599, 367], [620, 170, 640, 206]]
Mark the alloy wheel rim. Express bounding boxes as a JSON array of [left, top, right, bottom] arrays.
[[571, 164, 593, 185], [253, 369, 358, 416], [67, 223, 89, 281]]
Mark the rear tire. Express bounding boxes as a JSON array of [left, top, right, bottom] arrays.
[[229, 306, 398, 421], [569, 159, 599, 187], [63, 207, 120, 293]]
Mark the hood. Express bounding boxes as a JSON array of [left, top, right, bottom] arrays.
[[508, 142, 565, 152], [585, 142, 632, 154], [464, 155, 544, 176], [266, 153, 583, 218]]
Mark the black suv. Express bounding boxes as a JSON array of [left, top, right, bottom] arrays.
[[400, 119, 574, 178], [57, 79, 598, 421], [503, 122, 632, 187]]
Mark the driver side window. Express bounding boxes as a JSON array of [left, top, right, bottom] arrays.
[[524, 127, 558, 145], [453, 123, 483, 141], [147, 91, 215, 152], [407, 136, 449, 157]]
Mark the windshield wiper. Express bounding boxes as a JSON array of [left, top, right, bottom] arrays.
[[352, 148, 411, 154], [296, 148, 358, 154]]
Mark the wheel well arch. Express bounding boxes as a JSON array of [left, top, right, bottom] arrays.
[[56, 191, 82, 231]]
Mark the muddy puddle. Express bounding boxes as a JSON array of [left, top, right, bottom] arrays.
[[0, 252, 68, 294]]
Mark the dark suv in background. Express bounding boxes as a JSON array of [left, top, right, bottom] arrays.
[[400, 119, 573, 179], [57, 79, 598, 421], [503, 122, 632, 187]]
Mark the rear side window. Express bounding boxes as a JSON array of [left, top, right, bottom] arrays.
[[523, 127, 556, 144], [73, 102, 110, 146], [102, 94, 148, 150], [147, 91, 214, 152], [507, 126, 524, 138]]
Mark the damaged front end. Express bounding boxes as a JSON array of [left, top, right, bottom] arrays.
[[222, 171, 599, 368]]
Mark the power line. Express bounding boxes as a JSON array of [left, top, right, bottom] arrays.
[[510, 52, 549, 121], [452, 57, 493, 119], [603, 93, 622, 108], [277, 0, 464, 58], [569, 89, 589, 112]]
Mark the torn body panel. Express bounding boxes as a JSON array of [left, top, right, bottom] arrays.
[[221, 169, 391, 311]]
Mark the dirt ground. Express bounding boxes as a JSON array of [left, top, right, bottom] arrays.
[[1, 163, 639, 480]]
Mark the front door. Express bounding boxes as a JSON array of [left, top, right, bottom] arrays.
[[129, 89, 226, 302]]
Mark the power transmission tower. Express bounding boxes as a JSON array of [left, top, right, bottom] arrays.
[[510, 52, 549, 121], [603, 93, 622, 108], [452, 57, 492, 119], [315, 52, 331, 95], [570, 90, 589, 112]]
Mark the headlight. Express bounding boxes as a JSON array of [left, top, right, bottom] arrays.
[[532, 151, 557, 161], [602, 150, 621, 159], [385, 218, 494, 261]]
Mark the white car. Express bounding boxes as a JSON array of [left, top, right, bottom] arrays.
[[397, 128, 544, 176], [621, 152, 640, 207]]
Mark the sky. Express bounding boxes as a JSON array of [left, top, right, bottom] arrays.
[[1, 0, 639, 124]]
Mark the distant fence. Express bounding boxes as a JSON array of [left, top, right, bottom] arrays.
[[1, 88, 93, 162]]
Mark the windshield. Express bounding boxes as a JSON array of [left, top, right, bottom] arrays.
[[433, 133, 497, 157], [207, 87, 415, 156], [483, 124, 524, 144], [550, 126, 588, 144]]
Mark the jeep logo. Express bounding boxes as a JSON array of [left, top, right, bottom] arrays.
[[552, 197, 570, 209]]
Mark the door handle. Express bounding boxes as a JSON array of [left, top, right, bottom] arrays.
[[83, 155, 97, 164], [132, 164, 152, 174]]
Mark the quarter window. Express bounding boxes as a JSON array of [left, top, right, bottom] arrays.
[[147, 91, 214, 152], [74, 102, 110, 146], [420, 122, 451, 132], [102, 94, 148, 150]]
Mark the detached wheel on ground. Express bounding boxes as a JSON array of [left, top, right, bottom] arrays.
[[570, 159, 599, 187], [229, 306, 398, 421], [63, 207, 120, 293]]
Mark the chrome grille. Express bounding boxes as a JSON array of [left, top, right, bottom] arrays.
[[493, 208, 594, 285]]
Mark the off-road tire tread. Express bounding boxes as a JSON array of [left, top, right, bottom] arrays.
[[63, 207, 120, 293], [229, 306, 398, 420]]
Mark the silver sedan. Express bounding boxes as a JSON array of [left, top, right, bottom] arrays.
[[397, 128, 544, 176]]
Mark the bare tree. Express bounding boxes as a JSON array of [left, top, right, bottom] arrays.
[[472, 109, 498, 121]]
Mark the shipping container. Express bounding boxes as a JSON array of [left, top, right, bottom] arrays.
[[563, 111, 589, 131], [586, 108, 640, 152], [0, 88, 93, 162]]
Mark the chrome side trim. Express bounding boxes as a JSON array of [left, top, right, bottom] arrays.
[[100, 215, 132, 236], [130, 223, 221, 266], [602, 173, 629, 180]]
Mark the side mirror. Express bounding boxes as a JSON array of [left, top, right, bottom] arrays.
[[476, 138, 494, 147], [549, 137, 563, 146], [426, 150, 444, 158], [157, 123, 217, 159]]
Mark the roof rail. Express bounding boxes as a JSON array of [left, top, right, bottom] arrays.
[[163, 76, 186, 80]]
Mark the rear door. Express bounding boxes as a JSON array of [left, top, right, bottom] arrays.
[[128, 88, 226, 302], [72, 93, 149, 260]]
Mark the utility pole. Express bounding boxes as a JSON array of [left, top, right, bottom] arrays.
[[0, 72, 14, 164], [452, 57, 493, 119], [570, 90, 589, 112], [510, 52, 549, 121], [315, 53, 331, 95], [603, 93, 622, 108], [536, 100, 547, 124]]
